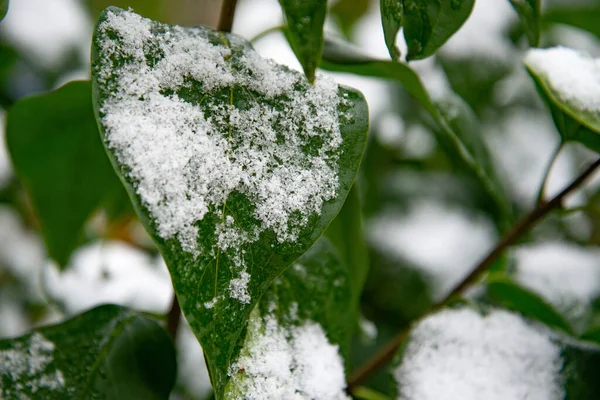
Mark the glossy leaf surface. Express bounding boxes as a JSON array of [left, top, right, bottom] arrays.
[[92, 8, 368, 397], [6, 81, 128, 267], [0, 305, 177, 400]]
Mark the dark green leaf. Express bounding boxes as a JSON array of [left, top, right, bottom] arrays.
[[380, 0, 403, 60], [278, 0, 327, 83], [224, 236, 355, 399], [0, 0, 8, 22], [331, 0, 371, 39], [525, 48, 600, 153], [89, 0, 165, 21], [92, 8, 368, 397], [6, 81, 128, 267], [487, 277, 574, 334], [509, 0, 541, 47], [0, 304, 177, 400], [544, 6, 600, 41], [402, 0, 475, 61], [321, 37, 512, 221], [581, 326, 600, 344]]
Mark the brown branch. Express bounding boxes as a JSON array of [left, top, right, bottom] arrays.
[[217, 0, 238, 32], [166, 0, 239, 342], [348, 157, 600, 392]]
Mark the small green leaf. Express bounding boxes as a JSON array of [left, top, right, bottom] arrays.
[[6, 81, 128, 267], [224, 236, 353, 398], [0, 304, 177, 399], [402, 0, 475, 61], [0, 0, 8, 22], [278, 0, 327, 83], [380, 0, 403, 60], [92, 8, 368, 397], [509, 0, 541, 47], [525, 47, 600, 153], [487, 277, 574, 334], [321, 37, 512, 221]]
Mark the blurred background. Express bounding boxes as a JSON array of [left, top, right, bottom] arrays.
[[0, 0, 599, 398]]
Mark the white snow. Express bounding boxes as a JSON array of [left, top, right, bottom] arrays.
[[525, 46, 600, 117], [95, 9, 345, 302], [44, 241, 173, 315], [514, 242, 600, 332], [368, 201, 496, 299], [228, 309, 348, 399], [394, 308, 564, 400], [0, 333, 65, 396]]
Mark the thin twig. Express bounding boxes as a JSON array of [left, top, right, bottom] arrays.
[[348, 157, 600, 391], [166, 0, 239, 342], [217, 0, 238, 32], [535, 141, 564, 206]]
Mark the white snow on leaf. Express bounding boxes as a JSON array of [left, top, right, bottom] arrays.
[[514, 242, 600, 332], [525, 46, 600, 115], [227, 309, 349, 400], [394, 308, 564, 400], [44, 241, 173, 315], [0, 333, 65, 396], [95, 10, 345, 303]]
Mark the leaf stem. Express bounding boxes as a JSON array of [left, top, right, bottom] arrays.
[[217, 0, 238, 32], [166, 0, 239, 342], [347, 156, 600, 391], [535, 141, 564, 206]]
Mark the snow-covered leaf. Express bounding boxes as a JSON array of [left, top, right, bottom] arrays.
[[392, 306, 600, 400], [6, 80, 130, 268], [0, 304, 177, 399], [321, 37, 511, 221], [525, 46, 600, 153], [224, 236, 352, 399], [278, 0, 327, 83], [508, 0, 541, 47], [91, 8, 368, 397]]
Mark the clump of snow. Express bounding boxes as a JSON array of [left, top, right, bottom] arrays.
[[95, 9, 344, 303], [44, 241, 173, 315], [0, 332, 65, 396], [514, 242, 600, 332], [394, 308, 564, 400], [228, 309, 349, 399], [368, 201, 496, 300], [524, 47, 600, 115]]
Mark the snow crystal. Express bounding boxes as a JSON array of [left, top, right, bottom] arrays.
[[228, 310, 349, 399], [0, 333, 65, 396], [95, 9, 344, 303], [393, 308, 564, 400], [524, 46, 600, 116]]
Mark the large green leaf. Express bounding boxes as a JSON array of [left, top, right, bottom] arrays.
[[91, 8, 368, 397], [6, 81, 128, 267], [321, 37, 511, 221], [398, 0, 475, 61], [524, 47, 600, 153], [0, 305, 177, 399], [509, 0, 541, 47], [224, 236, 353, 398], [279, 0, 327, 83], [486, 277, 574, 335]]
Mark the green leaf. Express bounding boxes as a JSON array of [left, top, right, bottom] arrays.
[[321, 37, 512, 221], [486, 277, 574, 334], [508, 0, 541, 47], [6, 81, 128, 267], [380, 0, 403, 60], [278, 0, 327, 83], [402, 0, 475, 61], [331, 0, 371, 39], [91, 8, 368, 397], [581, 325, 600, 344], [0, 0, 8, 22], [525, 47, 600, 153], [89, 0, 165, 21], [224, 236, 353, 398], [0, 304, 177, 399], [543, 6, 600, 41]]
